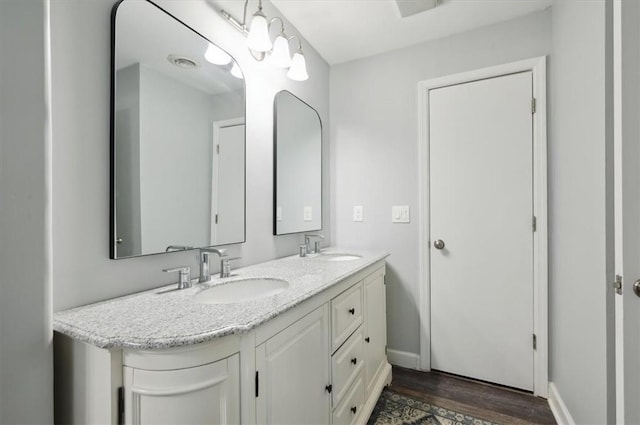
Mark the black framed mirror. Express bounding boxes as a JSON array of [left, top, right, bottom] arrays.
[[110, 0, 246, 258], [273, 90, 322, 235]]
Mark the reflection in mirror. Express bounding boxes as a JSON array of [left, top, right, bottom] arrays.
[[274, 91, 322, 235], [111, 0, 246, 258]]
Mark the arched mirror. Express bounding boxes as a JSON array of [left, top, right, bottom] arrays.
[[110, 0, 246, 258], [274, 91, 322, 235]]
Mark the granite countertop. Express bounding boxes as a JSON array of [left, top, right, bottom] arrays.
[[53, 248, 388, 350]]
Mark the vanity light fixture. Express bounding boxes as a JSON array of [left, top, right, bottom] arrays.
[[219, 0, 309, 81], [268, 18, 291, 68], [286, 37, 308, 81], [204, 42, 232, 65], [230, 62, 243, 79], [246, 0, 272, 52]]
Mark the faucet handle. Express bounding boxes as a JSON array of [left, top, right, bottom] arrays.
[[163, 266, 192, 289]]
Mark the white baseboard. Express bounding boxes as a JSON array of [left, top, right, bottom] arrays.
[[387, 349, 420, 370], [548, 382, 576, 425]]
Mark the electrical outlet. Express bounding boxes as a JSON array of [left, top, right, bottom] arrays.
[[303, 206, 312, 222], [353, 205, 364, 222], [392, 206, 410, 223]]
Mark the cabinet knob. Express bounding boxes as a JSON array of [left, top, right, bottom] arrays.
[[325, 384, 332, 393], [350, 406, 357, 414], [365, 337, 370, 343], [348, 308, 355, 315], [351, 357, 357, 365]]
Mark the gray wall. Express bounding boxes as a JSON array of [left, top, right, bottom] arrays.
[[51, 0, 331, 311], [330, 9, 551, 356], [549, 1, 614, 423], [0, 0, 53, 423]]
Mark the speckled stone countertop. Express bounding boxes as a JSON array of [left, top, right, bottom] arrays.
[[53, 248, 388, 350]]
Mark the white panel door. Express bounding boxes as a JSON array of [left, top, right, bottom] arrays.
[[363, 268, 386, 395], [256, 305, 330, 425], [429, 72, 534, 391], [212, 122, 245, 245], [123, 354, 240, 424], [614, 1, 640, 422]]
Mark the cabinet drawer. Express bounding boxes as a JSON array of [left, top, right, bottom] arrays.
[[332, 373, 365, 425], [331, 327, 364, 406], [331, 283, 363, 351]]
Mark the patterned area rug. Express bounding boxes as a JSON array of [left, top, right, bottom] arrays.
[[368, 388, 501, 425]]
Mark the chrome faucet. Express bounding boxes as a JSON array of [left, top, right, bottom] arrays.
[[165, 245, 193, 252], [199, 248, 239, 280], [304, 233, 324, 254], [162, 266, 192, 289]]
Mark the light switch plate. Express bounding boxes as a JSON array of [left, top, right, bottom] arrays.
[[353, 205, 364, 222], [392, 206, 410, 223], [303, 206, 312, 222], [276, 207, 282, 222]]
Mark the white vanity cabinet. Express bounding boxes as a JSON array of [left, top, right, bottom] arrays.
[[54, 259, 391, 425], [255, 305, 331, 424]]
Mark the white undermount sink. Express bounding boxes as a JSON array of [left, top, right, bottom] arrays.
[[313, 253, 362, 262], [194, 278, 289, 304]]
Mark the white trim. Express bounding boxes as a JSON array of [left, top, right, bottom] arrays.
[[417, 56, 549, 396], [387, 349, 420, 370], [548, 383, 577, 425]]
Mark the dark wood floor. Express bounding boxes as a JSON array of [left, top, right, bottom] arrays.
[[388, 366, 557, 425]]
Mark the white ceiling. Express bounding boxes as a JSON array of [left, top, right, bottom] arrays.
[[270, 0, 552, 65]]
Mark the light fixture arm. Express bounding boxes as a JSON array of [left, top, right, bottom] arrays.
[[287, 35, 303, 52]]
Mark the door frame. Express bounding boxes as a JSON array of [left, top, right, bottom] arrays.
[[417, 56, 548, 397]]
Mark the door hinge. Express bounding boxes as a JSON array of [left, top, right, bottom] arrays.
[[117, 386, 125, 425], [255, 371, 259, 398], [216, 144, 220, 154], [325, 384, 332, 394], [215, 213, 219, 224], [532, 216, 537, 232], [613, 274, 623, 295], [532, 334, 537, 350], [385, 345, 388, 355], [531, 98, 537, 114]]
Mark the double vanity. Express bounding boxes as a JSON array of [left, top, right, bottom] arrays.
[[54, 250, 391, 424]]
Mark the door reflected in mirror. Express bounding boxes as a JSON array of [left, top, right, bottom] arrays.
[[111, 0, 246, 258], [274, 91, 322, 235]]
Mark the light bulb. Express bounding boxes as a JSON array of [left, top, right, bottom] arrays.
[[204, 43, 232, 65], [230, 62, 243, 79], [246, 11, 272, 52], [269, 34, 291, 68], [287, 52, 308, 81]]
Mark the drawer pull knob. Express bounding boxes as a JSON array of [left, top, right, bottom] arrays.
[[325, 384, 332, 393], [351, 406, 357, 414], [351, 357, 357, 365], [365, 337, 370, 343], [348, 308, 355, 315]]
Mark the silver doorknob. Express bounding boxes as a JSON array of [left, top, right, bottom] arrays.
[[434, 239, 445, 250], [634, 279, 640, 297]]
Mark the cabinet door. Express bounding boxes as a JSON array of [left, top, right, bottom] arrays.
[[256, 305, 330, 425], [363, 269, 387, 395], [124, 354, 239, 425]]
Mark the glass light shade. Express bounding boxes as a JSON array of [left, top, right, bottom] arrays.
[[287, 52, 309, 81], [204, 43, 232, 65], [246, 12, 272, 52], [269, 34, 291, 68], [230, 62, 243, 79]]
